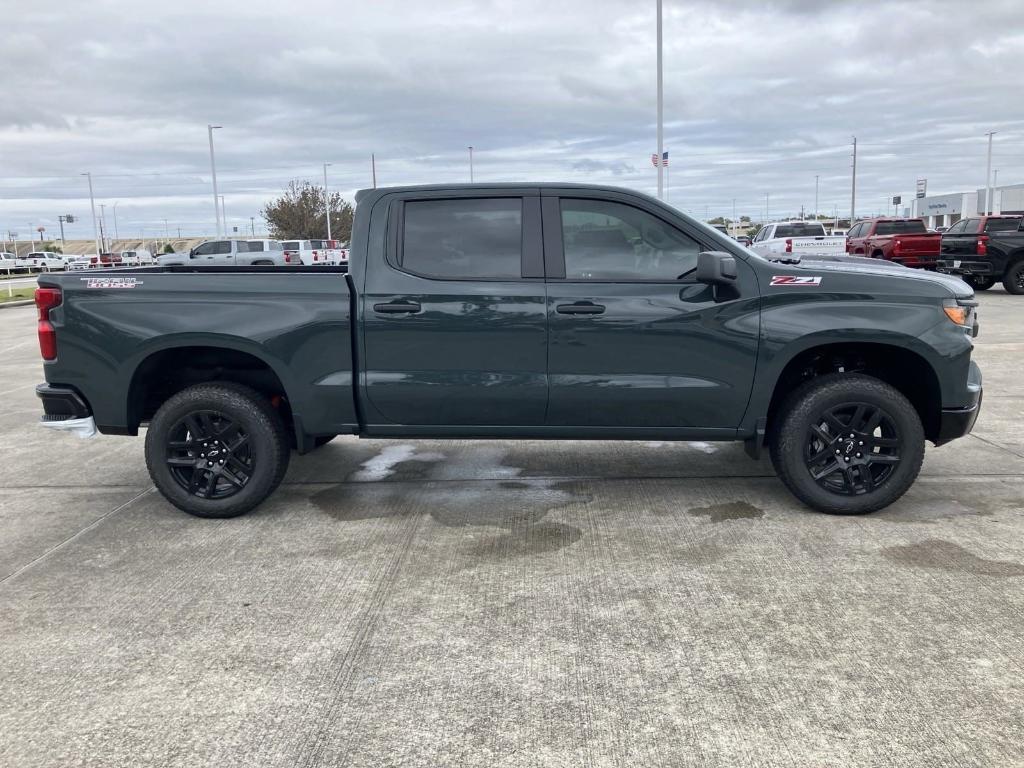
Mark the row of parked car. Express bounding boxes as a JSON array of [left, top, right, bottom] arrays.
[[741, 215, 1024, 294], [0, 238, 349, 273]]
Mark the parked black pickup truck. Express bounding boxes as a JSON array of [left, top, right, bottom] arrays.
[[936, 215, 1024, 293], [35, 184, 982, 517]]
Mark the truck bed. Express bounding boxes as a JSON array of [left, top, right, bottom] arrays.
[[37, 266, 357, 443]]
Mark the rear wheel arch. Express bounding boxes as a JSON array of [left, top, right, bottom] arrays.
[[764, 341, 943, 443], [126, 344, 297, 444]]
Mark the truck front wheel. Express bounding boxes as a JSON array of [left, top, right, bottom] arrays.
[[144, 383, 290, 518], [769, 374, 924, 514]]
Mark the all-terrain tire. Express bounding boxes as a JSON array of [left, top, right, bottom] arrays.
[[769, 373, 925, 515], [1003, 261, 1024, 295], [144, 382, 290, 518]]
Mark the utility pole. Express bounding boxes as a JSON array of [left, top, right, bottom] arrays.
[[82, 172, 101, 256], [765, 192, 770, 222], [112, 202, 120, 244], [655, 0, 664, 200], [850, 137, 858, 224], [99, 204, 108, 252], [814, 175, 819, 221], [468, 146, 474, 183], [323, 162, 333, 240], [163, 218, 169, 239], [220, 196, 227, 233], [983, 131, 996, 215], [208, 124, 222, 237], [371, 154, 377, 188], [732, 198, 736, 228], [250, 217, 255, 237]]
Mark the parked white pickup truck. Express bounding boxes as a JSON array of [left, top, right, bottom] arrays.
[[280, 239, 347, 265], [19, 251, 66, 271], [158, 239, 293, 267], [750, 221, 846, 258]]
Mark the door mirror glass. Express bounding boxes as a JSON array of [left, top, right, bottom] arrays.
[[695, 251, 738, 285]]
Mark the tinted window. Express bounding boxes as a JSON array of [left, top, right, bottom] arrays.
[[560, 199, 701, 281], [402, 198, 522, 279], [847, 223, 861, 238], [247, 241, 265, 251], [309, 240, 326, 249], [874, 220, 926, 235], [213, 241, 232, 255], [282, 241, 301, 250], [774, 223, 826, 238], [985, 217, 1022, 232], [192, 242, 215, 256], [944, 220, 967, 235], [961, 219, 982, 235]]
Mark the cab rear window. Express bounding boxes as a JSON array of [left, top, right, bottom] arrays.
[[874, 220, 926, 235], [774, 223, 826, 238], [985, 217, 1022, 232]]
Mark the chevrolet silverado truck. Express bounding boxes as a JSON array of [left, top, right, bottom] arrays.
[[936, 215, 1024, 294], [846, 218, 941, 269], [34, 184, 982, 518], [750, 221, 846, 258]]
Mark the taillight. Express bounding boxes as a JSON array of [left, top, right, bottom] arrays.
[[978, 236, 989, 256], [283, 252, 292, 264], [785, 238, 793, 253], [35, 287, 61, 360], [893, 239, 902, 256]]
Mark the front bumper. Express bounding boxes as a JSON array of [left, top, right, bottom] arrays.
[[934, 361, 983, 446]]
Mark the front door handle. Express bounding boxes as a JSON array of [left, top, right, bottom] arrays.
[[373, 301, 422, 314], [556, 301, 605, 315]]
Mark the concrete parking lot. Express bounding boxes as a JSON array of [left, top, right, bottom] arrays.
[[1, 288, 1022, 767]]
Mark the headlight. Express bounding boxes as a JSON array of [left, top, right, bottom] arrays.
[[943, 300, 978, 337]]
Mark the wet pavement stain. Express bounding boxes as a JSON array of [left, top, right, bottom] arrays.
[[883, 539, 1024, 577], [466, 522, 583, 560], [687, 501, 764, 523]]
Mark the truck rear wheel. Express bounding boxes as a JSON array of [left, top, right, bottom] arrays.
[[769, 373, 924, 514], [144, 383, 290, 518], [1004, 261, 1024, 295]]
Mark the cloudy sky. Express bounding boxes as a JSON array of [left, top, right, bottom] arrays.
[[3, 0, 1024, 241]]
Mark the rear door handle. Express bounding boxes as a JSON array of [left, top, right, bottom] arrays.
[[373, 301, 422, 314], [556, 301, 605, 315]]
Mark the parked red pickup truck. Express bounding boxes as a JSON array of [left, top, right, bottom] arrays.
[[846, 218, 941, 268]]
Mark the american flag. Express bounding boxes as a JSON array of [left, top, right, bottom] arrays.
[[650, 151, 669, 167]]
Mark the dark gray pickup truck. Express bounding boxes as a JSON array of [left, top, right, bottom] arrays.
[[35, 184, 982, 517]]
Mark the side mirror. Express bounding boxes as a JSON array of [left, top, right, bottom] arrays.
[[696, 251, 738, 285]]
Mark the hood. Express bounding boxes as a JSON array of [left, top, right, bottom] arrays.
[[790, 257, 973, 298]]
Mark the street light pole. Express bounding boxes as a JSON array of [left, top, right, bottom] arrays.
[[323, 162, 333, 240], [82, 172, 101, 255], [99, 204, 108, 252], [112, 202, 120, 244], [656, 0, 664, 200], [814, 175, 819, 221], [208, 124, 223, 237], [220, 196, 227, 234], [850, 136, 858, 224], [983, 131, 995, 215], [468, 146, 474, 183]]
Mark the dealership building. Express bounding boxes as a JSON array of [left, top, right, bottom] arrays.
[[910, 183, 1024, 228]]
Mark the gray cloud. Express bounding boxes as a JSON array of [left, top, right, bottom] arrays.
[[2, 0, 1024, 239]]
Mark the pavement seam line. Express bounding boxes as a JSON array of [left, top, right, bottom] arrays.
[[0, 486, 154, 587], [968, 432, 1024, 460]]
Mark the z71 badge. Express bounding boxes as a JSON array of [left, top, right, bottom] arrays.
[[770, 275, 822, 286], [81, 277, 143, 289]]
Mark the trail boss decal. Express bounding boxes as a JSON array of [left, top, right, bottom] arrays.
[[770, 275, 822, 287], [81, 277, 143, 289]]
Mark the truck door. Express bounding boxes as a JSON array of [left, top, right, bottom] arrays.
[[541, 191, 759, 429], [360, 190, 548, 426]]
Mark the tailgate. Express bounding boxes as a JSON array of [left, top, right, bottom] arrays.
[[940, 235, 978, 257], [790, 236, 846, 255], [895, 234, 941, 255]]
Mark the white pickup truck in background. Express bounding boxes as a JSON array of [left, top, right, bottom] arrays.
[[120, 249, 155, 266], [750, 221, 846, 258], [281, 239, 348, 265]]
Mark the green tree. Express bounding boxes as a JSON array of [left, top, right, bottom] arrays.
[[162, 243, 176, 254], [261, 180, 354, 243], [40, 241, 63, 254]]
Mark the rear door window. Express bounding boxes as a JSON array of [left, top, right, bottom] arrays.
[[401, 198, 523, 279], [247, 241, 265, 251]]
